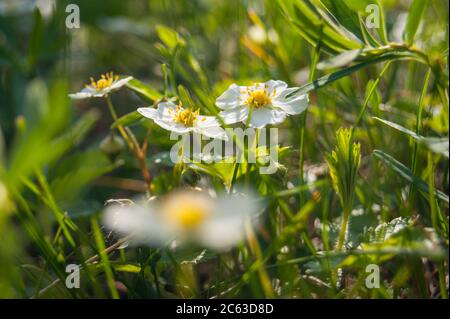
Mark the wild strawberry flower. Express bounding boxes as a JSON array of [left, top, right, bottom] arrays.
[[138, 101, 228, 140], [103, 190, 261, 250], [69, 72, 133, 99], [216, 80, 309, 128]]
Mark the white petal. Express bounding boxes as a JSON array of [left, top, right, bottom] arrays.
[[196, 115, 220, 128], [103, 202, 173, 246], [195, 193, 261, 250], [264, 80, 288, 96], [109, 76, 133, 91], [196, 126, 229, 140], [137, 107, 158, 119], [68, 92, 93, 99], [215, 84, 243, 110], [156, 101, 178, 121], [273, 93, 309, 115], [154, 119, 191, 134], [249, 108, 287, 128], [68, 87, 96, 99], [218, 107, 249, 125]]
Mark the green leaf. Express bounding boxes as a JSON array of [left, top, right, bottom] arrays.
[[342, 0, 376, 12], [112, 263, 141, 273], [277, 0, 361, 55], [294, 52, 415, 96], [126, 79, 162, 103], [177, 85, 195, 108], [28, 8, 44, 68], [326, 127, 361, 208], [373, 117, 420, 139], [373, 149, 449, 204], [188, 159, 235, 187], [403, 0, 429, 45], [318, 0, 365, 42], [317, 49, 361, 70], [373, 117, 449, 158], [0, 125, 4, 164], [375, 0, 389, 44], [155, 24, 186, 51], [364, 217, 412, 243], [420, 137, 449, 159], [111, 111, 143, 129]]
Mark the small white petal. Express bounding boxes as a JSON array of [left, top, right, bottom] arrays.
[[264, 80, 288, 96], [249, 108, 287, 128], [109, 76, 133, 91], [196, 193, 261, 250], [219, 107, 249, 125], [196, 126, 229, 140], [68, 87, 96, 99], [273, 93, 309, 115], [154, 119, 191, 134], [103, 203, 172, 246], [156, 101, 178, 121], [68, 92, 94, 99], [215, 84, 242, 110], [196, 115, 220, 128], [137, 107, 158, 119]]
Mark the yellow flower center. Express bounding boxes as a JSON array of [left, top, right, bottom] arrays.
[[87, 72, 119, 91], [245, 87, 273, 108], [163, 192, 212, 229], [172, 105, 200, 127]]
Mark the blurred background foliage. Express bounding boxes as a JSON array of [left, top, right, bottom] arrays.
[[0, 0, 448, 298]]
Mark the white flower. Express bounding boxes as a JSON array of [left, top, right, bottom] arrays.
[[103, 190, 262, 251], [216, 80, 309, 128], [138, 101, 228, 140], [69, 72, 133, 99]]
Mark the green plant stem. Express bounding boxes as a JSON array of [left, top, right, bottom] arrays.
[[105, 95, 134, 152], [427, 153, 448, 299], [229, 106, 254, 193], [245, 219, 275, 298], [336, 205, 351, 251], [299, 44, 320, 207], [245, 128, 258, 189], [411, 68, 432, 174], [352, 61, 392, 132], [105, 95, 152, 194]]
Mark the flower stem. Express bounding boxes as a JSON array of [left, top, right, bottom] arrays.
[[229, 106, 254, 194], [299, 44, 320, 206], [336, 205, 351, 252], [105, 95, 152, 194]]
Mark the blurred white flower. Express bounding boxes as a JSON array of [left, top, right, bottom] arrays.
[[69, 72, 132, 99], [216, 80, 308, 128], [248, 25, 267, 44], [138, 101, 228, 140], [103, 190, 262, 251], [247, 25, 279, 45]]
